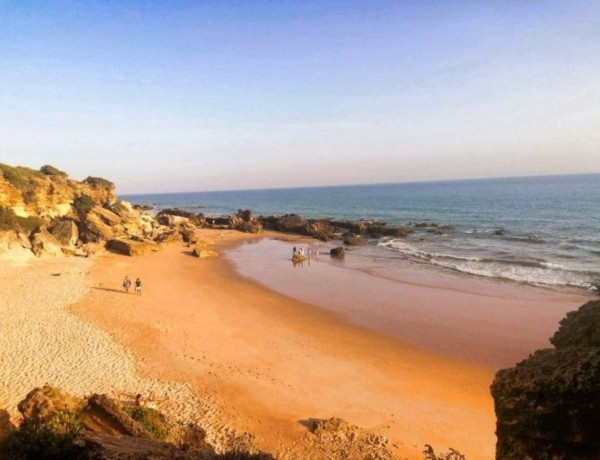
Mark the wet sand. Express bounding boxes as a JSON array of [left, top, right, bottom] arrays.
[[229, 238, 591, 369], [65, 229, 590, 459]]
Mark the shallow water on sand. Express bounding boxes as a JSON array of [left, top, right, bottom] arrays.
[[226, 238, 591, 369]]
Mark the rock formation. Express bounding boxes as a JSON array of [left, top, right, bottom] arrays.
[[330, 247, 345, 257], [0, 162, 204, 259], [491, 299, 600, 460], [1, 385, 273, 459]]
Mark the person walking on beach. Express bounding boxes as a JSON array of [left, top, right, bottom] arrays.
[[135, 278, 142, 295], [122, 276, 131, 293]]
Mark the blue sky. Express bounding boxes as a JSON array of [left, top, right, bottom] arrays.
[[1, 1, 599, 193]]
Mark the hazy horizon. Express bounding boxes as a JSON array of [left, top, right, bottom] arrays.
[[1, 1, 599, 194], [118, 171, 600, 196]]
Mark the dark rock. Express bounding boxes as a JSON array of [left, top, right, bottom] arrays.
[[551, 300, 600, 349], [379, 226, 413, 237], [330, 247, 345, 257], [275, 214, 307, 233], [494, 229, 505, 236], [303, 220, 336, 241], [237, 209, 253, 222], [238, 222, 263, 234], [343, 233, 365, 246], [50, 220, 79, 246], [491, 300, 600, 460], [132, 204, 153, 211], [0, 407, 13, 440], [156, 208, 204, 226]]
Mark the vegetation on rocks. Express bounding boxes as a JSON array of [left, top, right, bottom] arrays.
[[40, 165, 67, 176], [73, 194, 96, 216], [122, 406, 169, 440], [82, 176, 113, 188]]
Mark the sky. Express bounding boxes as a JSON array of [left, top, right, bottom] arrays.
[[0, 1, 599, 194]]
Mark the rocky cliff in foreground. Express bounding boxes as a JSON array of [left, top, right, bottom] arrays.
[[491, 299, 600, 460]]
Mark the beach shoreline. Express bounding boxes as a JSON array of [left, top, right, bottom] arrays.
[[1, 229, 593, 458]]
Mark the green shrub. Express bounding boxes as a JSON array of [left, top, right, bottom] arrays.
[[83, 176, 113, 188], [40, 165, 67, 176], [73, 194, 96, 216], [0, 207, 19, 231], [122, 406, 169, 440], [0, 164, 42, 204], [0, 412, 84, 460], [15, 215, 44, 232]]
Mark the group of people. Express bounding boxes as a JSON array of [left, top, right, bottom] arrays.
[[292, 246, 318, 257], [122, 276, 142, 295]]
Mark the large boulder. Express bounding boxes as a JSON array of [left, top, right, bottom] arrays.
[[18, 385, 85, 426], [491, 300, 600, 460], [303, 220, 336, 241], [275, 214, 307, 233], [330, 247, 345, 258], [49, 220, 79, 246], [29, 227, 64, 257], [79, 211, 117, 243], [238, 221, 263, 234], [106, 238, 159, 256]]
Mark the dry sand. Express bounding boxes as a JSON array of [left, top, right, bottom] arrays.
[[0, 229, 593, 459]]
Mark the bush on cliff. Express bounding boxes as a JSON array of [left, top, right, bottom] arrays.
[[0, 164, 42, 204], [0, 412, 84, 460], [73, 194, 96, 216], [40, 164, 67, 177], [122, 406, 169, 440], [0, 207, 44, 234], [0, 207, 18, 231], [83, 176, 113, 188]]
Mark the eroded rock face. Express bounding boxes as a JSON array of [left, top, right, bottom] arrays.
[[18, 385, 85, 426], [491, 300, 600, 460], [50, 220, 79, 246], [29, 227, 64, 257]]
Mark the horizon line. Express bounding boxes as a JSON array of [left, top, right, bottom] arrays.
[[119, 171, 600, 197]]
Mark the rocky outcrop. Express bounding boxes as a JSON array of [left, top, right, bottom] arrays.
[[49, 220, 79, 246], [2, 386, 272, 460], [0, 407, 14, 440], [330, 247, 345, 257], [343, 233, 365, 245], [157, 208, 206, 227], [106, 238, 159, 257], [18, 385, 85, 426], [285, 417, 394, 460], [29, 227, 64, 257], [491, 300, 600, 460]]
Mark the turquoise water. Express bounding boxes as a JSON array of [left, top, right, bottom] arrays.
[[122, 173, 600, 291]]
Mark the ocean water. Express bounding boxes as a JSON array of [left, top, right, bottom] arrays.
[[121, 173, 600, 291]]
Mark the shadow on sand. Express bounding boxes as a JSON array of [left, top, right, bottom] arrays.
[[91, 286, 129, 295]]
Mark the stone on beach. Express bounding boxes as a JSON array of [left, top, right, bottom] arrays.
[[106, 238, 159, 256], [330, 246, 346, 257]]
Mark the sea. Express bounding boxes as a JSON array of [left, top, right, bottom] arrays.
[[121, 173, 600, 292]]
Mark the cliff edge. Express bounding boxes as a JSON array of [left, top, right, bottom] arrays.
[[491, 299, 600, 460]]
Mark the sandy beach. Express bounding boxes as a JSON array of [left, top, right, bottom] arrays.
[[0, 229, 593, 459]]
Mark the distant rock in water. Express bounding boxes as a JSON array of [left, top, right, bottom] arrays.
[[491, 299, 600, 460], [330, 247, 345, 257]]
